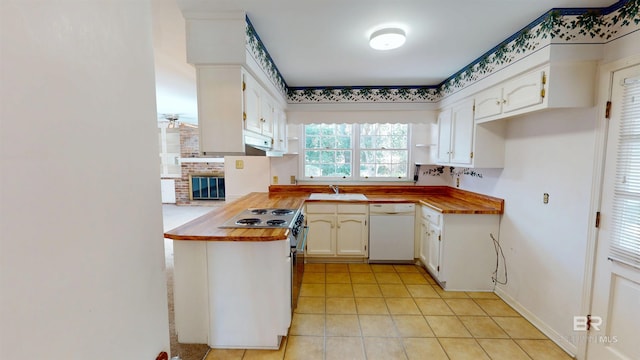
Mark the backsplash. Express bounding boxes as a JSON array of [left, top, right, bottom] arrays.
[[417, 165, 487, 187], [244, 0, 639, 104]]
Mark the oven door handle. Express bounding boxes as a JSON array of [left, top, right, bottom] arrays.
[[296, 226, 309, 253]]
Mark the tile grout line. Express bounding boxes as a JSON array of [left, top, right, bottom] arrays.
[[294, 263, 563, 360]]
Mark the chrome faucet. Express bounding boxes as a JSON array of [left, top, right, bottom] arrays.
[[329, 185, 339, 194]]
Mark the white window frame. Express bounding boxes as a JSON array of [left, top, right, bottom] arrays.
[[302, 123, 354, 180], [300, 123, 412, 182], [159, 126, 181, 178]]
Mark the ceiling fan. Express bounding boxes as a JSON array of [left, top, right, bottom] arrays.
[[159, 113, 181, 128]]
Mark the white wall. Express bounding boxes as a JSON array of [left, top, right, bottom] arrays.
[[0, 1, 170, 359], [454, 107, 598, 353], [152, 0, 198, 120]]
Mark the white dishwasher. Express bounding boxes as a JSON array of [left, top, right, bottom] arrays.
[[368, 203, 416, 263]]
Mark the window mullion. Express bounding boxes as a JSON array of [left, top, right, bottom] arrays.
[[354, 124, 361, 180]]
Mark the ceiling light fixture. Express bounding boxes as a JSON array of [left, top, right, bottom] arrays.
[[369, 28, 406, 50]]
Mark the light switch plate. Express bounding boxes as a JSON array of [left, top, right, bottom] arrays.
[[235, 160, 244, 169]]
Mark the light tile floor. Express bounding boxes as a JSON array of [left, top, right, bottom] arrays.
[[204, 263, 573, 360]]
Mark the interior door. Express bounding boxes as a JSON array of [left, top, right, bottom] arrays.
[[588, 64, 640, 360]]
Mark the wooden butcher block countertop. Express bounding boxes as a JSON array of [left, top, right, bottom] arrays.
[[164, 192, 308, 241], [273, 185, 504, 214], [164, 186, 503, 242]]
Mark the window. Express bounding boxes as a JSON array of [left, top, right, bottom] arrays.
[[304, 124, 353, 178], [302, 123, 409, 180], [360, 123, 408, 178], [609, 76, 640, 268]]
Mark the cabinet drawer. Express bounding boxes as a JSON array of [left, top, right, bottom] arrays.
[[306, 203, 337, 214], [337, 204, 368, 214], [421, 206, 442, 226]]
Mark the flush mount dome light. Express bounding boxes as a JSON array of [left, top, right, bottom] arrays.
[[369, 28, 406, 50]]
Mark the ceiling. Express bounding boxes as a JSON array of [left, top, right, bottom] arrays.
[[154, 0, 616, 121]]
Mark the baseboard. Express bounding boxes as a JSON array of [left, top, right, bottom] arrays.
[[494, 287, 578, 359]]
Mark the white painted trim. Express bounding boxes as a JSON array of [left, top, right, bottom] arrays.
[[179, 157, 225, 163], [494, 287, 577, 358], [578, 53, 640, 360]]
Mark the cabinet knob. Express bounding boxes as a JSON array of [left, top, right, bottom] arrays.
[[502, 99, 507, 104]]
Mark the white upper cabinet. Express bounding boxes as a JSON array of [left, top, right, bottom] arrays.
[[438, 101, 474, 166], [243, 71, 276, 138], [273, 108, 287, 153], [197, 66, 245, 155], [436, 108, 453, 164], [437, 98, 506, 168], [474, 62, 596, 123], [450, 99, 475, 165], [475, 69, 545, 122], [474, 86, 505, 121], [198, 67, 287, 155]]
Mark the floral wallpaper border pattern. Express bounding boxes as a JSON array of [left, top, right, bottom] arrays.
[[245, 0, 639, 104], [245, 17, 288, 98], [421, 166, 484, 179]]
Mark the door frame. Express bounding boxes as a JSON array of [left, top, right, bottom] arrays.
[[578, 54, 640, 360]]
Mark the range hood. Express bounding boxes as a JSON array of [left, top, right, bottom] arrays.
[[244, 133, 283, 157]]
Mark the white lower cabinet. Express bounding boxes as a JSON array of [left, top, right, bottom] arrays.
[[426, 224, 441, 277], [173, 239, 291, 349], [419, 205, 500, 291], [306, 203, 368, 258], [336, 214, 368, 256], [306, 213, 335, 255]]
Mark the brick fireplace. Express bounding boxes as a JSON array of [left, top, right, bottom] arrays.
[[167, 124, 225, 205]]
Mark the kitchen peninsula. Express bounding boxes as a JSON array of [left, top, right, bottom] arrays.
[[164, 186, 503, 349]]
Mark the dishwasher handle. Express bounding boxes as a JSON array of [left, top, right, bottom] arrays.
[[369, 203, 415, 215], [370, 211, 415, 215]]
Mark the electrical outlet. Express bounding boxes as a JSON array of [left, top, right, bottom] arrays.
[[290, 175, 296, 184], [543, 193, 549, 204], [273, 176, 278, 184], [456, 177, 460, 187]]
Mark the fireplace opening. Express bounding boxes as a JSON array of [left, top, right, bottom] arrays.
[[190, 175, 225, 200]]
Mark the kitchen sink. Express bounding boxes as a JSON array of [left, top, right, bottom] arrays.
[[308, 193, 368, 201]]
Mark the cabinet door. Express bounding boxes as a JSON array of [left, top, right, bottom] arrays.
[[260, 95, 275, 137], [243, 74, 262, 134], [436, 109, 452, 164], [274, 108, 287, 152], [419, 220, 429, 265], [450, 99, 474, 165], [306, 214, 335, 255], [474, 86, 503, 121], [502, 69, 544, 115], [426, 226, 441, 279], [336, 214, 368, 256]]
